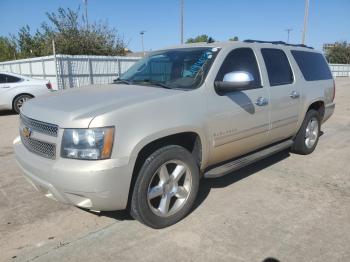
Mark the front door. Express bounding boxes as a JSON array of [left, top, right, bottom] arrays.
[[206, 47, 270, 166]]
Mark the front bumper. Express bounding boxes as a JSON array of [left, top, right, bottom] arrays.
[[322, 102, 335, 124], [13, 136, 135, 211]]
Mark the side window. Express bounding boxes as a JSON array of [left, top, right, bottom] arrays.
[[261, 48, 293, 86], [0, 74, 6, 84], [291, 50, 332, 81], [216, 48, 261, 89], [5, 74, 21, 83]]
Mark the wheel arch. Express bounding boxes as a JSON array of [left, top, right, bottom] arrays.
[[12, 93, 34, 110], [306, 100, 325, 120], [126, 130, 205, 210]]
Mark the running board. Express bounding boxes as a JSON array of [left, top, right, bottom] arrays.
[[204, 140, 294, 179]]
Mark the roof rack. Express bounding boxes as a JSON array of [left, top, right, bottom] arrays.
[[243, 39, 314, 49]]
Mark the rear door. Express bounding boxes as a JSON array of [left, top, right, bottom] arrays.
[[206, 47, 270, 165], [0, 73, 10, 88], [5, 74, 22, 86], [0, 74, 9, 105], [260, 48, 300, 143], [0, 74, 26, 106], [0, 74, 23, 89]]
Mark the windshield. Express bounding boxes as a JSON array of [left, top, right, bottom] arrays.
[[119, 47, 220, 90]]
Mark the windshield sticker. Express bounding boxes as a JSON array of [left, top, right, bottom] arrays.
[[150, 54, 167, 59], [211, 47, 218, 52], [189, 51, 213, 76]]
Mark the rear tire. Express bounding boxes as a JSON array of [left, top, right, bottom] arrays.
[[291, 109, 321, 155], [130, 145, 199, 228], [13, 94, 33, 114]]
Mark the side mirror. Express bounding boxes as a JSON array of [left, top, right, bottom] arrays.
[[215, 71, 254, 93]]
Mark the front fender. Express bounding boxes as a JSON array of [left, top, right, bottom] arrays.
[[129, 126, 209, 170]]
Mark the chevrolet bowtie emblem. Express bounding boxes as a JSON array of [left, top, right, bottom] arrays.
[[22, 126, 32, 138]]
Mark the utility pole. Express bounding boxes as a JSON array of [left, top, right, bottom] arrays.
[[52, 39, 59, 90], [180, 0, 184, 44], [301, 0, 309, 45], [140, 31, 146, 55], [83, 0, 89, 29], [285, 28, 293, 43]]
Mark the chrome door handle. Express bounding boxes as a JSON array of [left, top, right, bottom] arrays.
[[255, 97, 268, 106], [290, 91, 300, 99]]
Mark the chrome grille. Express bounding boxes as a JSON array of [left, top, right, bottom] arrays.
[[20, 133, 56, 159], [20, 114, 58, 137]]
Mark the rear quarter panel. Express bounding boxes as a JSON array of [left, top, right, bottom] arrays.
[[5, 83, 50, 106], [288, 50, 334, 129]]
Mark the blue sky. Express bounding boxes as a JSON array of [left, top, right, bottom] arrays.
[[0, 0, 349, 52]]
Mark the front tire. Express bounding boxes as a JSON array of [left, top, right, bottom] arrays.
[[13, 94, 33, 114], [130, 145, 199, 228], [291, 109, 321, 155]]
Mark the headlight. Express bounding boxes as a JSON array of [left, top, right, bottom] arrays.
[[61, 127, 114, 160]]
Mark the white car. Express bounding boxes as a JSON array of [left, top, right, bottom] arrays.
[[0, 72, 53, 113]]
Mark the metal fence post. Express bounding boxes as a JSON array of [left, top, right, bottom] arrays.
[[59, 57, 65, 89], [42, 58, 46, 79], [67, 57, 73, 88], [117, 57, 122, 77], [52, 39, 60, 90], [88, 58, 93, 84], [29, 61, 33, 77]]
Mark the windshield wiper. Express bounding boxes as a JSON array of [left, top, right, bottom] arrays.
[[113, 78, 132, 85], [133, 80, 172, 89], [148, 81, 172, 89]]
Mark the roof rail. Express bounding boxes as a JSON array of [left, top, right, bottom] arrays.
[[243, 39, 314, 49]]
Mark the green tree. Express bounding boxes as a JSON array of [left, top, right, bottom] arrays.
[[15, 26, 49, 58], [0, 37, 17, 61], [43, 7, 126, 56], [186, 34, 215, 43], [3, 7, 127, 61], [229, 36, 239, 41], [326, 42, 350, 64]]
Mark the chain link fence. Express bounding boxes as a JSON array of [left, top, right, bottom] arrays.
[[0, 54, 140, 90], [329, 64, 350, 77]]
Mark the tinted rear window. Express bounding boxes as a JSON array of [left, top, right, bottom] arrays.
[[0, 74, 6, 84], [6, 75, 21, 83], [291, 50, 332, 81], [261, 48, 293, 86]]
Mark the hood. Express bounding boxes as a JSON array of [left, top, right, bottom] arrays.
[[21, 84, 182, 128]]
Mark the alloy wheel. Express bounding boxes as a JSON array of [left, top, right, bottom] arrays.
[[147, 160, 192, 217], [305, 117, 319, 149]]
